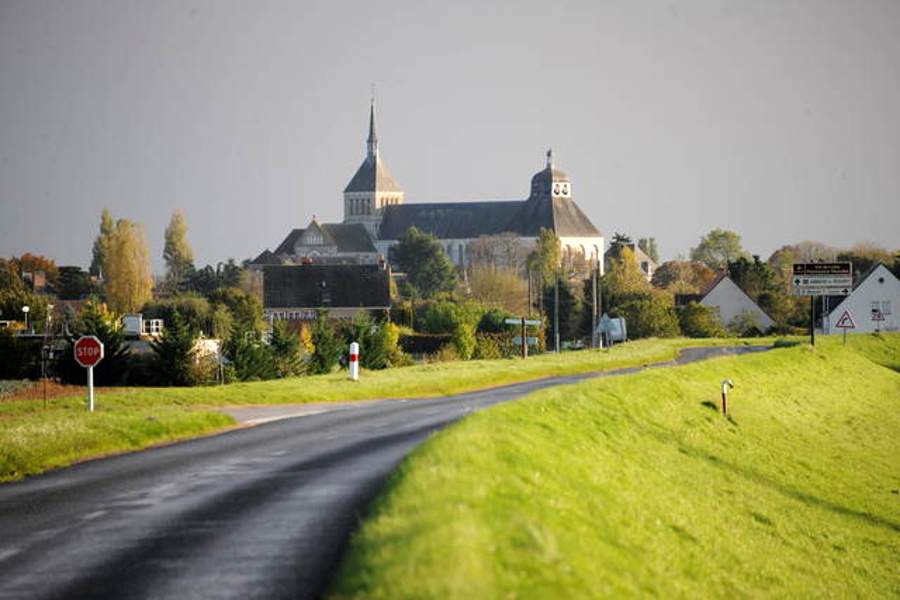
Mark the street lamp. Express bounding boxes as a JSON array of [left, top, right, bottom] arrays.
[[22, 305, 30, 332]]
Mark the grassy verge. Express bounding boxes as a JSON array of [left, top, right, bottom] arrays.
[[0, 407, 233, 482], [330, 333, 900, 599], [0, 338, 758, 482]]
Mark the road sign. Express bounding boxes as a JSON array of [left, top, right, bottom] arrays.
[[512, 337, 538, 345], [74, 335, 104, 368], [791, 262, 852, 296], [792, 262, 852, 276], [505, 318, 542, 326], [872, 309, 885, 322], [74, 335, 104, 413], [834, 311, 856, 329]]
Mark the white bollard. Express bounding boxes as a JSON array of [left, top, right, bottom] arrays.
[[349, 342, 359, 381]]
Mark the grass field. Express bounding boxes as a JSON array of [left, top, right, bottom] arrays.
[[330, 334, 900, 599], [0, 338, 754, 482]]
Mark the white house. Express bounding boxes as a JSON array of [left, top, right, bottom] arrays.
[[823, 263, 899, 334], [697, 275, 775, 333]]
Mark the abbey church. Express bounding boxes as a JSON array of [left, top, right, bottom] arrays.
[[253, 101, 605, 276]]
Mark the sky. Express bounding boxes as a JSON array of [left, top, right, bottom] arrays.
[[1, 0, 898, 275]]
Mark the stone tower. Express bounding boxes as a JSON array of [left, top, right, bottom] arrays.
[[343, 99, 404, 236]]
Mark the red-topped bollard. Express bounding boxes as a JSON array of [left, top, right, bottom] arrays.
[[349, 342, 359, 381]]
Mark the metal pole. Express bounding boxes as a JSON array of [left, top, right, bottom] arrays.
[[810, 296, 815, 347], [553, 276, 560, 353], [721, 379, 734, 416], [87, 366, 95, 412], [521, 318, 527, 359]]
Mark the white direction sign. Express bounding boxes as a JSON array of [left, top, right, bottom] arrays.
[[791, 262, 852, 296]]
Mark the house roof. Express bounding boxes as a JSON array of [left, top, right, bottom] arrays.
[[249, 249, 282, 266], [262, 264, 391, 309], [273, 222, 377, 256]]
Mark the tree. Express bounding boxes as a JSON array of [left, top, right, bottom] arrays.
[[467, 233, 527, 271], [612, 295, 680, 339], [837, 243, 894, 281], [150, 312, 201, 386], [270, 319, 305, 377], [57, 266, 95, 300], [225, 325, 276, 382], [309, 310, 342, 374], [163, 210, 195, 293], [690, 228, 749, 271], [603, 246, 650, 310], [541, 274, 583, 344], [651, 260, 716, 294], [638, 237, 660, 263], [390, 227, 458, 298], [56, 301, 129, 385], [104, 219, 153, 314], [727, 256, 778, 302], [465, 266, 528, 315], [15, 253, 59, 291], [678, 302, 725, 338], [90, 208, 115, 278], [527, 228, 562, 286]]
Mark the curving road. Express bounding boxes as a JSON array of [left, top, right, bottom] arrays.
[[0, 346, 768, 600]]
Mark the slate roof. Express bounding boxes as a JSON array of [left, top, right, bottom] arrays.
[[378, 196, 601, 241], [378, 201, 522, 240], [249, 249, 282, 266], [263, 264, 391, 309], [344, 156, 403, 193], [273, 223, 376, 255], [505, 197, 601, 238]]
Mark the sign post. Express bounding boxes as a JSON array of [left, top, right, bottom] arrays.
[[74, 335, 104, 412], [505, 317, 541, 358], [872, 308, 885, 333], [348, 342, 359, 381], [834, 310, 856, 344], [791, 262, 853, 346]]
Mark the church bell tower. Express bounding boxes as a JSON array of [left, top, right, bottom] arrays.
[[343, 98, 404, 236]]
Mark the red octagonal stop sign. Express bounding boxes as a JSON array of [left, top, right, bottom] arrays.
[[74, 335, 105, 368]]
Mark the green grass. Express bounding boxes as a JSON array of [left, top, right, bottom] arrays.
[[0, 338, 757, 482], [330, 333, 900, 599], [0, 407, 234, 481]]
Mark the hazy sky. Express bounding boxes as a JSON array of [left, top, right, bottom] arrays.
[[1, 0, 898, 274]]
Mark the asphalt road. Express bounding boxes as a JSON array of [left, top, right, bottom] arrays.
[[0, 346, 768, 600]]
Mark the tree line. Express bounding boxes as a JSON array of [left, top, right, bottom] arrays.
[[1, 209, 897, 385]]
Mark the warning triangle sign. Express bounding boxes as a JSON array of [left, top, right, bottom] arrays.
[[835, 310, 856, 329]]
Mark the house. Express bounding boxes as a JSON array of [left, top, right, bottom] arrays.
[[822, 263, 899, 334], [250, 219, 378, 267], [678, 275, 775, 333], [262, 263, 392, 322]]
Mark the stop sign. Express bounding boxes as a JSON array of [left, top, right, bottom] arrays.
[[74, 335, 104, 368]]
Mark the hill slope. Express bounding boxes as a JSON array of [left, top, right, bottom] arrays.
[[332, 335, 900, 599]]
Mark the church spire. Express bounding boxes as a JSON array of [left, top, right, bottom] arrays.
[[367, 96, 378, 160], [546, 148, 554, 169]]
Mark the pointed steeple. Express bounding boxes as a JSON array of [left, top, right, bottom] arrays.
[[546, 148, 553, 169], [366, 96, 378, 160]]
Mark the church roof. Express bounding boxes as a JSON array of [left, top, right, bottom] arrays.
[[378, 201, 523, 240], [378, 196, 601, 241], [505, 197, 601, 238], [344, 155, 403, 193]]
